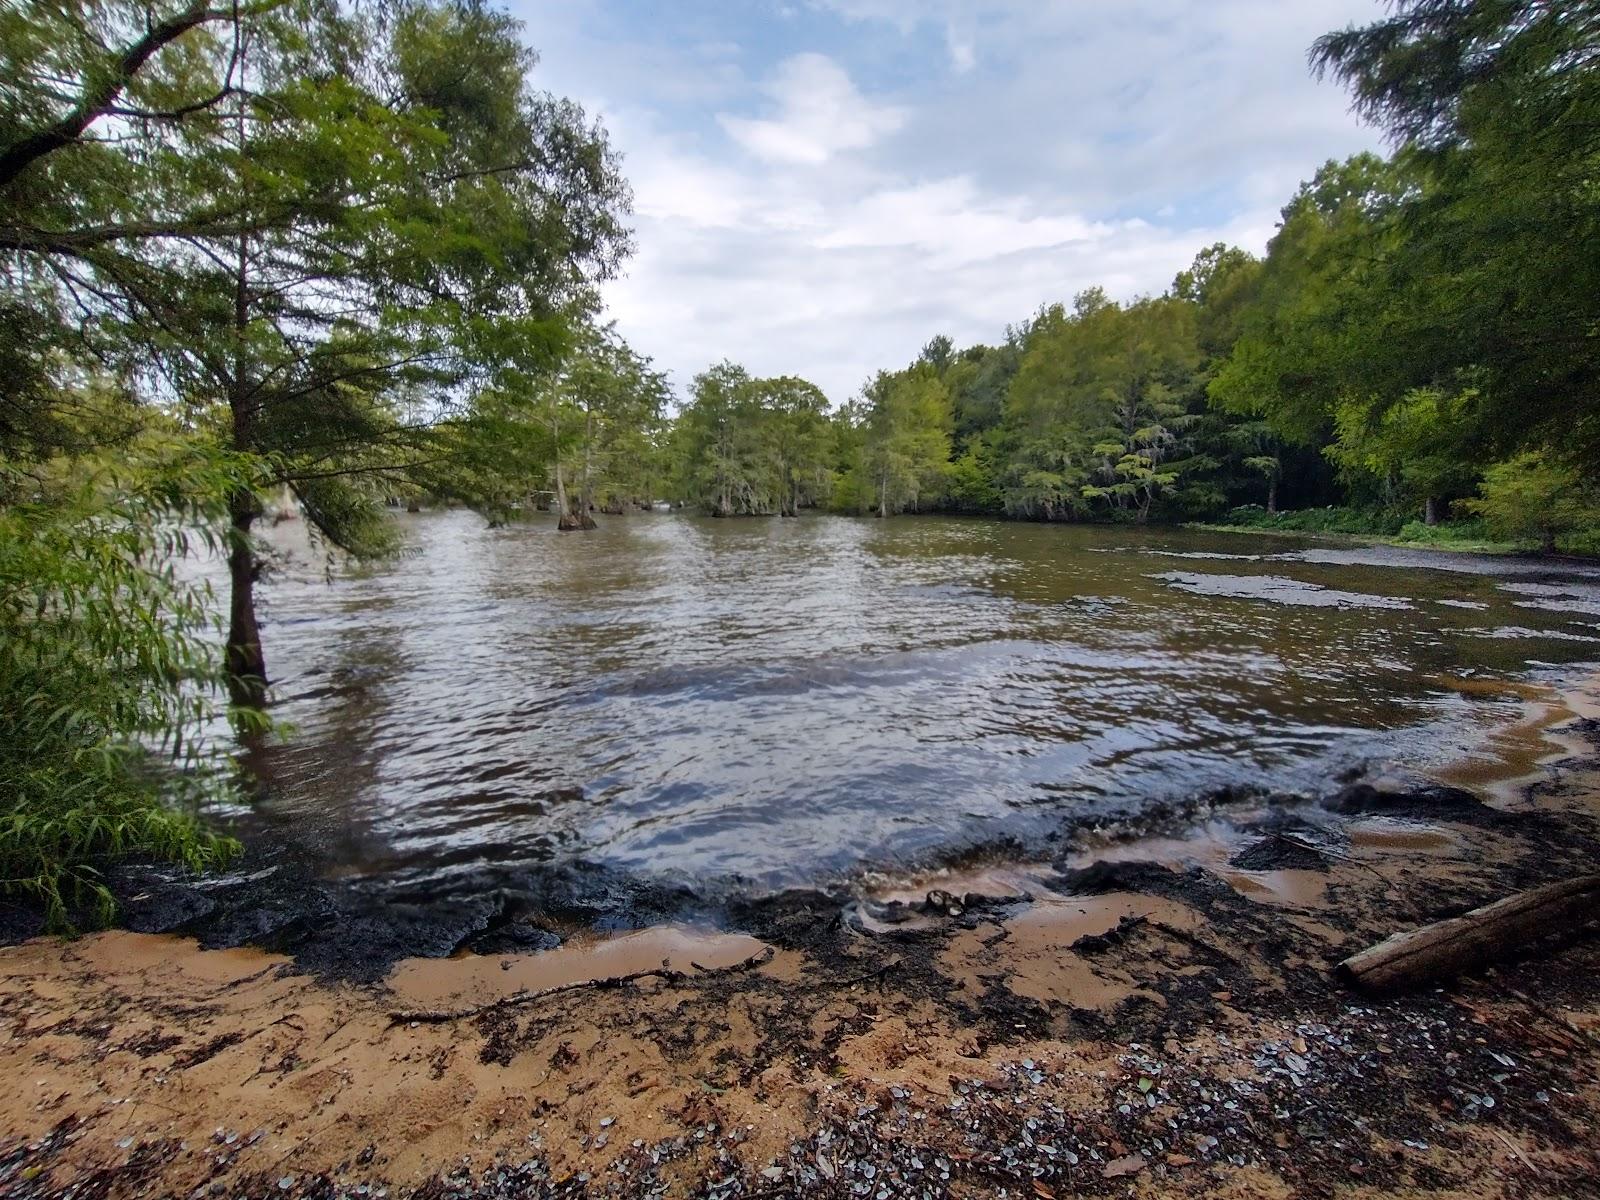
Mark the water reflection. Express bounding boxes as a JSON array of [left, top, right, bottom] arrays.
[[226, 511, 1600, 891]]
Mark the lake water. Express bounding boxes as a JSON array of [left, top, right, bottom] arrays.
[[237, 510, 1600, 893]]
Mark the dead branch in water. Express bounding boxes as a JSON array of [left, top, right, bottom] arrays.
[[387, 946, 775, 1025]]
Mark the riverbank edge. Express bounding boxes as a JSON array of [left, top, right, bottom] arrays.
[[2, 677, 1600, 1197], [1181, 520, 1535, 556]]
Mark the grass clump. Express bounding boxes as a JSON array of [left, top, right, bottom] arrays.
[[0, 445, 259, 929]]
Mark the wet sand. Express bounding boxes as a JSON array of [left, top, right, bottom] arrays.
[[4, 680, 1600, 1197]]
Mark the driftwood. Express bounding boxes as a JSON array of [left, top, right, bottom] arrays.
[[1337, 875, 1600, 995], [388, 945, 775, 1025]]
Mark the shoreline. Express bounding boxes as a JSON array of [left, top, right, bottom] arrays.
[[1182, 519, 1600, 562], [4, 678, 1600, 1197]]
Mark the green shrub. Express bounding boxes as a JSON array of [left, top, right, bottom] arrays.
[[1461, 452, 1600, 554], [1219, 505, 1405, 535], [0, 446, 259, 927], [1393, 518, 1493, 545]]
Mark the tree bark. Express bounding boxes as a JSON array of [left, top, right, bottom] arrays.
[[1336, 875, 1600, 995], [224, 79, 266, 709], [1266, 477, 1278, 515], [554, 458, 594, 531], [225, 491, 266, 707], [577, 409, 596, 523], [1424, 495, 1439, 526]]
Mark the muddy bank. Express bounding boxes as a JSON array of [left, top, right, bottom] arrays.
[[3, 680, 1600, 1198], [4, 666, 1595, 987], [0, 770, 1588, 986]]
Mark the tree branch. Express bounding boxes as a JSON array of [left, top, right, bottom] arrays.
[[0, 0, 282, 188]]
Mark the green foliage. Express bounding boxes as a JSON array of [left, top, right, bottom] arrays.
[[0, 442, 255, 928], [945, 435, 1004, 514], [857, 363, 953, 517], [672, 362, 834, 516], [943, 342, 1019, 444], [1392, 519, 1501, 549], [1312, 1, 1600, 469], [1216, 505, 1406, 536], [1327, 386, 1483, 521], [1003, 293, 1200, 522], [1461, 453, 1600, 554], [1208, 154, 1417, 448]]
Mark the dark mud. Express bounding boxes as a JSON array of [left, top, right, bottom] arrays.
[[2, 769, 1596, 988]]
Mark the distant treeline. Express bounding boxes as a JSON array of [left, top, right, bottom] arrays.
[[622, 4, 1600, 553]]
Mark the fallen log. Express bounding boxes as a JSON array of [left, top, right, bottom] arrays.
[[1337, 875, 1600, 995]]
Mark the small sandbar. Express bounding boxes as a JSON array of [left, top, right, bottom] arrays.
[[386, 925, 771, 1010]]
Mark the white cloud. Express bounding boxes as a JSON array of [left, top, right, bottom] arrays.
[[945, 26, 977, 73], [509, 0, 1386, 403], [816, 178, 1113, 267], [717, 53, 907, 165]]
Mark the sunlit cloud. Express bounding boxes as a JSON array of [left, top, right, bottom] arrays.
[[512, 0, 1385, 401], [717, 54, 907, 166]]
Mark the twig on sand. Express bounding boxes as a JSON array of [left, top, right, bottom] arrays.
[[387, 946, 775, 1025], [1148, 920, 1240, 965], [1270, 831, 1389, 882], [1488, 977, 1600, 1051], [1491, 1128, 1542, 1176], [840, 955, 902, 989]]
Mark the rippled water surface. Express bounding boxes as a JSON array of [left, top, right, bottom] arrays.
[[237, 511, 1600, 890]]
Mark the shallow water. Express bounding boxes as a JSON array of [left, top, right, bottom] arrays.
[[232, 511, 1600, 893]]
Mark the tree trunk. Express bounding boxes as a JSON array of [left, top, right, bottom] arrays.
[[877, 472, 888, 519], [1266, 477, 1278, 515], [554, 459, 595, 531], [1424, 495, 1439, 526], [578, 411, 596, 519], [225, 491, 266, 708], [1336, 875, 1600, 995], [224, 91, 266, 710]]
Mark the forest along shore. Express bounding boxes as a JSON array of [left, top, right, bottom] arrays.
[[3, 680, 1600, 1199]]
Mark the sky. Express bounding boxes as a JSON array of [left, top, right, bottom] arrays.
[[512, 0, 1388, 404]]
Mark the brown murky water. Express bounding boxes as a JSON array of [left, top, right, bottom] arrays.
[[233, 511, 1600, 893]]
